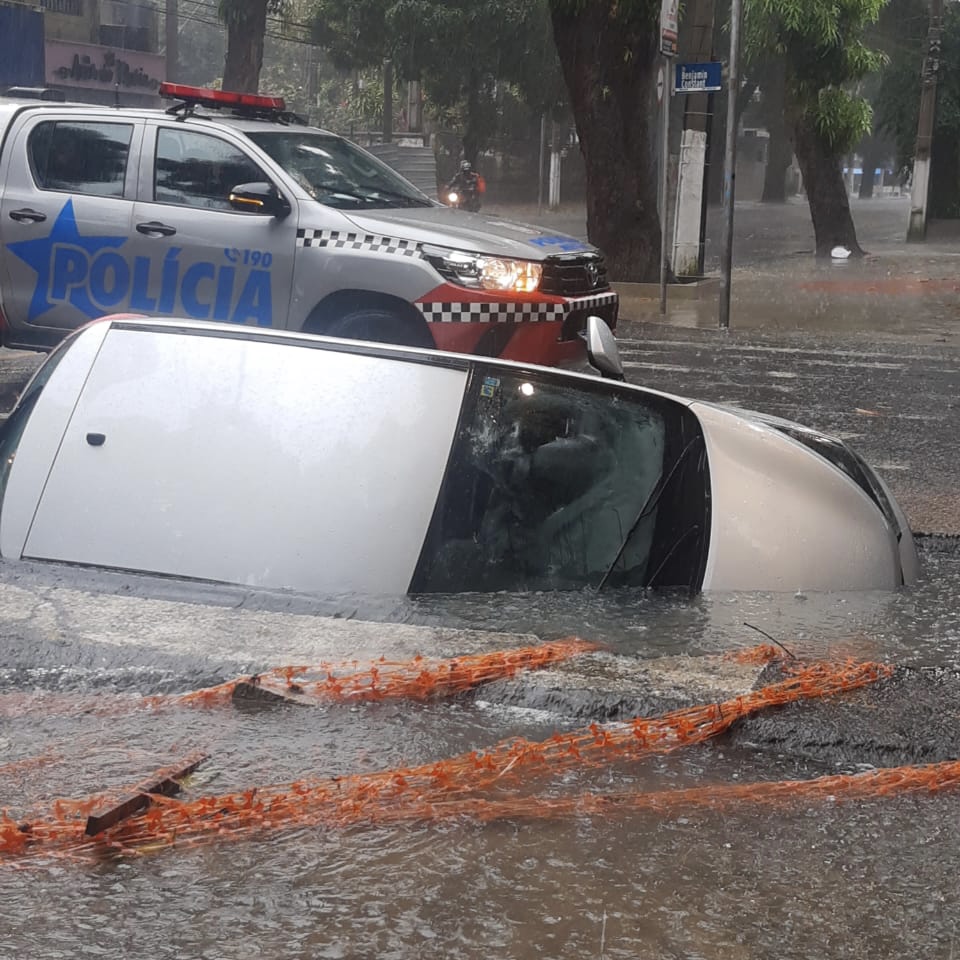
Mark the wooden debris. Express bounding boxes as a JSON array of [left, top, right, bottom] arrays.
[[84, 751, 208, 836], [231, 677, 320, 707]]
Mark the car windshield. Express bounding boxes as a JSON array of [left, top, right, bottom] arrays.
[[245, 131, 433, 209], [411, 370, 710, 593]]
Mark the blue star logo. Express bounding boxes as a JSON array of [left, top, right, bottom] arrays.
[[6, 199, 128, 322]]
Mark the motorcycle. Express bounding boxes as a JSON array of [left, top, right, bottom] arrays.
[[443, 175, 483, 212]]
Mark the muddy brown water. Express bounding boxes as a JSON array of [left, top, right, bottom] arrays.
[[2, 538, 960, 959]]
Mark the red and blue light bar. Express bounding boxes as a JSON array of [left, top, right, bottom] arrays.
[[158, 82, 286, 112]]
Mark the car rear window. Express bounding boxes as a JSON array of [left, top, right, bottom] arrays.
[[411, 370, 709, 593], [28, 120, 133, 197]]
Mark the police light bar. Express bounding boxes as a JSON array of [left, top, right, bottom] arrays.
[[158, 82, 286, 112]]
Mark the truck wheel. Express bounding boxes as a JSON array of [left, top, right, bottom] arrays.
[[323, 308, 435, 349]]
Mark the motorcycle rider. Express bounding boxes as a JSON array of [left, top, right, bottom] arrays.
[[446, 160, 484, 212]]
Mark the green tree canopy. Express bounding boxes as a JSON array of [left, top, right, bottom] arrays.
[[744, 0, 888, 254], [309, 0, 567, 160]]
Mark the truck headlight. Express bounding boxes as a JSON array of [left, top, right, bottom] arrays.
[[422, 245, 542, 294]]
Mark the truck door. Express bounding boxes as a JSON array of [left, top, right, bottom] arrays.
[[128, 122, 295, 328], [0, 114, 142, 336]]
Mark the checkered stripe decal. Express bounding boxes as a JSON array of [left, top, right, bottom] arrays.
[[416, 301, 565, 324], [565, 291, 619, 311], [296, 229, 421, 258], [417, 290, 618, 325]]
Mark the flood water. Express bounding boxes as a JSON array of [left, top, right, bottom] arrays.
[[2, 536, 960, 959]]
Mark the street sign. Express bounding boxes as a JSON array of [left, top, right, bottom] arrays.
[[674, 61, 723, 93], [660, 0, 679, 56], [656, 66, 664, 103]]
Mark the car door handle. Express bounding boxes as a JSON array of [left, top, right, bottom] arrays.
[[9, 207, 47, 223], [136, 221, 177, 237]]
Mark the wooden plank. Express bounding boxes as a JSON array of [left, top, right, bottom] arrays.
[[84, 751, 208, 836], [232, 678, 319, 707]]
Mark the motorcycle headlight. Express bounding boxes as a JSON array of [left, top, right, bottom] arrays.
[[422, 245, 542, 294]]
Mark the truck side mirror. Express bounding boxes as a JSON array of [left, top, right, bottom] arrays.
[[584, 315, 625, 381], [228, 182, 291, 218]]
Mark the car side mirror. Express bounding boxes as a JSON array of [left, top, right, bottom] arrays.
[[584, 315, 625, 381], [228, 181, 291, 218]]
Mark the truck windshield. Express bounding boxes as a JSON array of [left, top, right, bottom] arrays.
[[246, 131, 433, 210]]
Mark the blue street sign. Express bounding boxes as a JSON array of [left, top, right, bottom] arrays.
[[674, 62, 723, 93]]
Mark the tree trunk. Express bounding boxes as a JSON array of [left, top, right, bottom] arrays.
[[790, 115, 864, 257], [760, 63, 790, 203], [549, 2, 660, 281], [462, 68, 482, 166], [858, 136, 884, 199], [930, 133, 960, 219], [761, 127, 793, 202], [222, 0, 268, 93]]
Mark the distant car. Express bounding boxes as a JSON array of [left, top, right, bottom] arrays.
[[0, 316, 918, 595]]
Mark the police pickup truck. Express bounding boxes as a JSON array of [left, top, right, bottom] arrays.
[[0, 83, 618, 364]]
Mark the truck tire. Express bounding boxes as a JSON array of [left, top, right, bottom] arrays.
[[323, 308, 435, 349]]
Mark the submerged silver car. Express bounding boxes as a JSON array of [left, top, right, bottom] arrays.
[[0, 316, 918, 594]]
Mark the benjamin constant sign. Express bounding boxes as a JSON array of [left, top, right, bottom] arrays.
[[45, 40, 165, 92]]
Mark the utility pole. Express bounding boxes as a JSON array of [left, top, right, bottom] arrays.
[[906, 0, 943, 241], [659, 66, 670, 314], [658, 0, 680, 314], [164, 0, 178, 82], [537, 113, 546, 216], [718, 0, 742, 329], [673, 0, 717, 280], [382, 58, 393, 143]]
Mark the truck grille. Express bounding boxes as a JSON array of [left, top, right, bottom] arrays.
[[540, 254, 609, 297]]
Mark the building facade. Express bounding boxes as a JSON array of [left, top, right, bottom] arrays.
[[2, 0, 165, 106]]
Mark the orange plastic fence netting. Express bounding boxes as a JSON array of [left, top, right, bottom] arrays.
[[362, 759, 960, 824], [170, 636, 603, 707], [0, 638, 602, 720], [0, 651, 901, 862]]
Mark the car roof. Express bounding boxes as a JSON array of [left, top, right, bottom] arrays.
[[78, 316, 695, 407]]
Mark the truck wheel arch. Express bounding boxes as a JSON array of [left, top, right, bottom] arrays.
[[302, 291, 435, 349]]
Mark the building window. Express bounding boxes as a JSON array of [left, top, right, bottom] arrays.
[[42, 0, 83, 16]]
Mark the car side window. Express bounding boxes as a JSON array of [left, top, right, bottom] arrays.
[[0, 342, 70, 532], [154, 128, 268, 210], [28, 121, 133, 197]]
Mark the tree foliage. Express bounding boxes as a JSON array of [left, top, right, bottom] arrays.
[[875, 1, 960, 171], [744, 0, 886, 154], [308, 0, 566, 159], [743, 0, 887, 255], [874, 2, 960, 217]]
